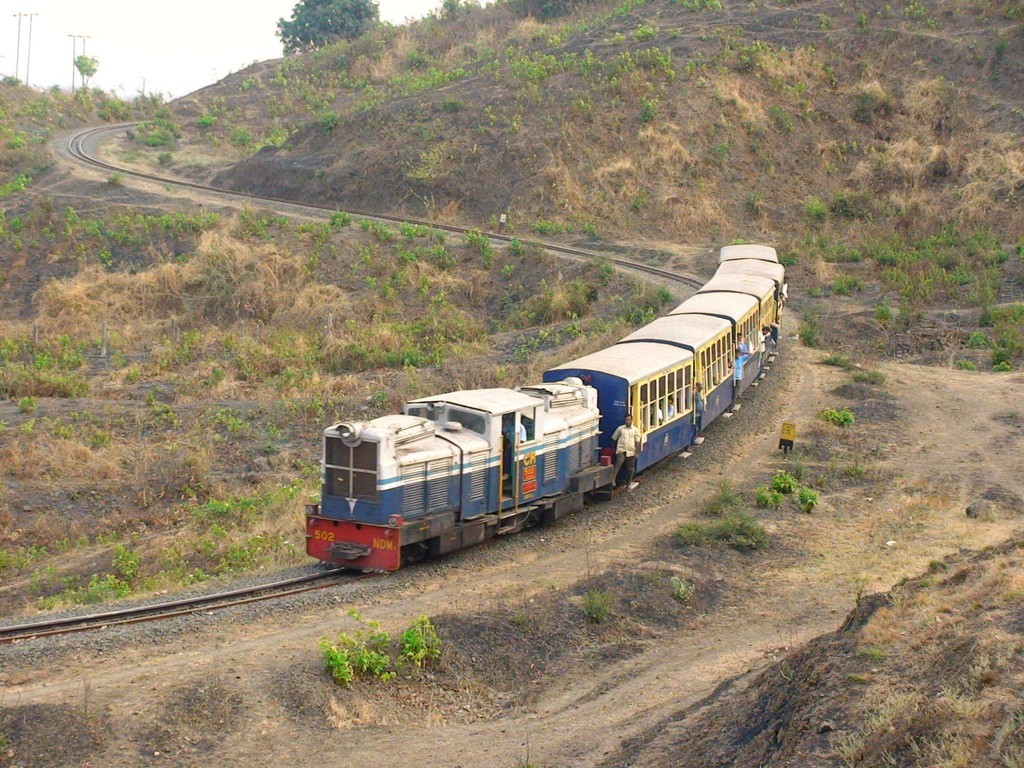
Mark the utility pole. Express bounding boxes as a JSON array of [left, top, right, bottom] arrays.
[[13, 12, 24, 82], [68, 34, 76, 92], [67, 34, 90, 92], [24, 12, 38, 86]]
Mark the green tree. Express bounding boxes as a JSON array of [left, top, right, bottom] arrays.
[[75, 55, 99, 88], [277, 0, 380, 54]]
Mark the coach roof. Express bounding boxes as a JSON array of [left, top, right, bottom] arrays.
[[547, 341, 693, 383], [719, 244, 779, 264], [618, 313, 730, 350], [714, 258, 785, 286], [669, 292, 758, 323]]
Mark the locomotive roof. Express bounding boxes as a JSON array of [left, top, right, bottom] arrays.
[[699, 273, 778, 301], [547, 341, 693, 383], [719, 244, 779, 264], [714, 259, 785, 286], [669, 292, 758, 322], [409, 387, 543, 415]]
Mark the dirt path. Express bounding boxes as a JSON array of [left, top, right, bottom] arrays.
[[3, 342, 1021, 767]]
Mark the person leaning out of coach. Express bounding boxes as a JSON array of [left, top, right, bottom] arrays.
[[611, 413, 641, 490]]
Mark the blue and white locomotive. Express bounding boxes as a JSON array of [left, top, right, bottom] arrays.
[[306, 244, 784, 570]]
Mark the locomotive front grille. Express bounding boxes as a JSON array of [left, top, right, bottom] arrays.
[[324, 436, 379, 500]]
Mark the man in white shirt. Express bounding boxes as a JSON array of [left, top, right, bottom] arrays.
[[611, 414, 641, 489]]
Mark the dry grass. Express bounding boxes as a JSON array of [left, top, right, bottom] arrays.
[[712, 76, 766, 129], [904, 76, 962, 132], [34, 230, 314, 341], [0, 435, 128, 482], [637, 123, 697, 170], [958, 135, 1024, 233]]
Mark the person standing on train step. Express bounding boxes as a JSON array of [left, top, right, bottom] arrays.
[[611, 413, 641, 490], [693, 382, 705, 434]]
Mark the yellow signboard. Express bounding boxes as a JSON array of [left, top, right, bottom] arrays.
[[780, 422, 797, 442]]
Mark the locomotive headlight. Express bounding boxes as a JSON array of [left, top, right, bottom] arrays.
[[387, 514, 405, 528], [338, 422, 361, 443]]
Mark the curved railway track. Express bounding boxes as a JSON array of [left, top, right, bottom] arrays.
[[0, 570, 359, 644], [68, 124, 705, 291], [12, 125, 705, 643]]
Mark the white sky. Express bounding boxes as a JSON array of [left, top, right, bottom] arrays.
[[2, 1, 448, 99]]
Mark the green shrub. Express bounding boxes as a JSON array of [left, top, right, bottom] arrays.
[[756, 484, 783, 509], [701, 481, 745, 516], [993, 361, 1013, 372], [398, 615, 442, 667], [799, 311, 821, 348], [821, 408, 855, 427], [797, 486, 819, 513], [821, 354, 852, 368], [319, 111, 340, 133], [967, 332, 991, 348], [634, 25, 657, 41], [992, 347, 1012, 368], [330, 211, 353, 228], [954, 359, 977, 371], [770, 471, 799, 494], [670, 576, 695, 603], [583, 589, 612, 623], [831, 276, 864, 295], [112, 544, 140, 581], [17, 395, 37, 413], [852, 370, 885, 385], [675, 513, 768, 551], [320, 611, 394, 686], [803, 197, 828, 224]]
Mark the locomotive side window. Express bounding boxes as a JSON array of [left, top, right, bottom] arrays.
[[448, 408, 487, 436], [324, 435, 379, 501], [521, 410, 536, 441], [406, 403, 440, 421]]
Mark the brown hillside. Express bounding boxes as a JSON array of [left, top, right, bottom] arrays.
[[163, 0, 1024, 242]]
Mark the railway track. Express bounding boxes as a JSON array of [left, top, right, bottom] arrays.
[[0, 570, 356, 644], [68, 124, 706, 291], [13, 125, 703, 643]]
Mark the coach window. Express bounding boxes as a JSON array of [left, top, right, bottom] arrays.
[[662, 373, 672, 423], [639, 382, 650, 431]]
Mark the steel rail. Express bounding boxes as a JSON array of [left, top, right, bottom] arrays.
[[0, 570, 356, 644], [67, 124, 705, 290]]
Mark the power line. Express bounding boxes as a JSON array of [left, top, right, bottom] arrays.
[[13, 12, 38, 84]]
